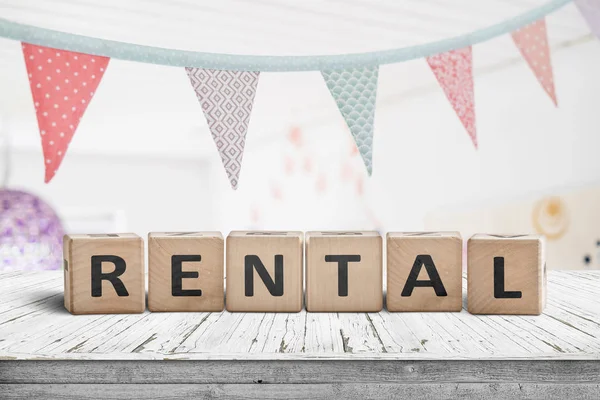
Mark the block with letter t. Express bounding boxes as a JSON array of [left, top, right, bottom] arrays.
[[387, 232, 463, 312], [226, 231, 303, 312], [148, 232, 224, 312], [468, 234, 546, 315], [63, 233, 145, 315], [305, 231, 383, 312]]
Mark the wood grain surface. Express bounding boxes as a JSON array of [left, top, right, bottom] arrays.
[[0, 270, 598, 361], [2, 382, 600, 400], [1, 270, 599, 399]]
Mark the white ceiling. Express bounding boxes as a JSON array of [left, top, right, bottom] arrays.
[[0, 0, 590, 55]]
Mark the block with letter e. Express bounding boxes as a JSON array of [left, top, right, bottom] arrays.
[[468, 234, 546, 315], [148, 232, 224, 312], [63, 234, 145, 315], [387, 232, 462, 312], [305, 231, 383, 312], [226, 231, 303, 312]]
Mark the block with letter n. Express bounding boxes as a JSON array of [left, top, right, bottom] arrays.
[[63, 233, 145, 315], [226, 231, 303, 312]]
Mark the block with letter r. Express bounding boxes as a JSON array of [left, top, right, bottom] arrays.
[[63, 233, 145, 314]]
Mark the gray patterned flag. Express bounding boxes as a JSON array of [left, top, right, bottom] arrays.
[[186, 68, 260, 189], [322, 67, 379, 175]]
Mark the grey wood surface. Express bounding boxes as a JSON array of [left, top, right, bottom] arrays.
[[2, 382, 600, 400], [0, 270, 599, 360], [2, 360, 600, 384]]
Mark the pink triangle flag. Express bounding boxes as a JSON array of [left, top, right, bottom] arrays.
[[427, 47, 477, 148], [185, 68, 259, 190], [22, 43, 109, 183], [511, 19, 557, 106]]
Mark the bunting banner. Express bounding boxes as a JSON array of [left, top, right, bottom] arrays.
[[426, 47, 477, 148], [322, 67, 378, 175], [512, 19, 558, 105], [185, 68, 259, 190], [22, 43, 109, 182], [0, 0, 598, 188], [575, 0, 600, 38]]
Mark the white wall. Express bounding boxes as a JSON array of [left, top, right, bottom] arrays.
[[208, 38, 600, 232], [5, 150, 215, 235]]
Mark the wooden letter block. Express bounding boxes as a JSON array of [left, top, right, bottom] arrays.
[[148, 232, 224, 312], [468, 234, 546, 315], [226, 231, 303, 312], [305, 231, 382, 312], [63, 234, 145, 315], [387, 232, 462, 312]]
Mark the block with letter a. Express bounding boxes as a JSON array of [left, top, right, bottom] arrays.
[[63, 233, 145, 314], [305, 231, 383, 312], [148, 232, 224, 312], [226, 231, 303, 312], [387, 232, 463, 312], [468, 234, 546, 315]]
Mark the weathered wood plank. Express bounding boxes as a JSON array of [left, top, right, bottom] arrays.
[[259, 312, 307, 353], [2, 382, 600, 400], [302, 312, 345, 353], [125, 312, 213, 354], [335, 312, 388, 353], [0, 271, 599, 361], [167, 312, 226, 353], [3, 351, 599, 361], [2, 360, 600, 384]]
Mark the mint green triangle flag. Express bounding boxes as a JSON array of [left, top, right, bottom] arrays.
[[322, 66, 379, 175]]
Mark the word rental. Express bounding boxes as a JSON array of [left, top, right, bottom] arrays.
[[63, 231, 546, 316]]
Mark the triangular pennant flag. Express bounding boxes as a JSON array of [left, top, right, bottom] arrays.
[[22, 43, 109, 182], [427, 47, 477, 148], [511, 19, 557, 106], [575, 0, 600, 39], [185, 68, 259, 189], [322, 67, 378, 175]]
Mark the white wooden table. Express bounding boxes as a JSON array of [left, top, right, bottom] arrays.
[[1, 270, 599, 399]]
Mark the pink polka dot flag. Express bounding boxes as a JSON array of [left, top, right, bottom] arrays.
[[511, 19, 557, 106], [427, 47, 477, 149], [21, 43, 110, 183]]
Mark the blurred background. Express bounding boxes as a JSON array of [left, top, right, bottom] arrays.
[[0, 0, 599, 271]]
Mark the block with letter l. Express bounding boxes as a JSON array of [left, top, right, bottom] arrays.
[[305, 231, 383, 312], [387, 232, 463, 312], [63, 233, 145, 315], [468, 234, 546, 315], [226, 231, 303, 312], [148, 232, 224, 312]]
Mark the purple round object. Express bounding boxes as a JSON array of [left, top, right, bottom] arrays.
[[0, 189, 64, 271]]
